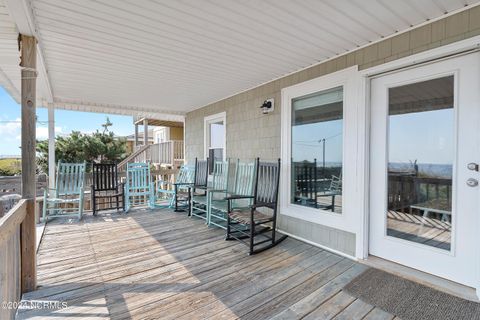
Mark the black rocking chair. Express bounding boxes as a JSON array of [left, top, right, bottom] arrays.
[[226, 158, 287, 255], [188, 158, 209, 216], [91, 162, 124, 215]]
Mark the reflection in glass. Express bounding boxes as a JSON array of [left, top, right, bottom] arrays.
[[208, 122, 224, 173], [291, 86, 343, 213], [387, 76, 453, 251]]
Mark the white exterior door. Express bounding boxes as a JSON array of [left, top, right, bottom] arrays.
[[369, 52, 480, 287]]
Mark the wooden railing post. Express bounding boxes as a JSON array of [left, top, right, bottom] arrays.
[[19, 34, 37, 293]]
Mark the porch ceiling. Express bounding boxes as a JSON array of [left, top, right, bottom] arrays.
[[0, 0, 479, 119]]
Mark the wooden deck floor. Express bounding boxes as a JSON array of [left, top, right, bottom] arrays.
[[17, 208, 396, 320], [387, 211, 451, 250]]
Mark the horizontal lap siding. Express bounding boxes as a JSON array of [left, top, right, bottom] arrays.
[[185, 6, 480, 255]]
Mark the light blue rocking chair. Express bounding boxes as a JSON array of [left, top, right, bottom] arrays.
[[208, 160, 256, 229], [190, 159, 228, 221], [155, 165, 194, 210], [124, 162, 155, 212], [42, 161, 87, 221]]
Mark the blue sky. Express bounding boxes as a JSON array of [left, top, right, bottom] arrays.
[[292, 108, 454, 166], [0, 87, 134, 156]]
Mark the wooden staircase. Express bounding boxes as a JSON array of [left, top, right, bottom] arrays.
[[118, 140, 184, 171]]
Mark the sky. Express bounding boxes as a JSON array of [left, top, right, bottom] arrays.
[[389, 108, 454, 165], [292, 108, 454, 166], [0, 86, 134, 156], [292, 119, 343, 164]]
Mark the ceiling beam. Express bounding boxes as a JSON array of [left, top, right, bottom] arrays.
[[5, 0, 54, 103], [50, 100, 186, 122]]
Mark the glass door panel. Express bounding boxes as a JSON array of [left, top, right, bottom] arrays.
[[387, 76, 454, 251]]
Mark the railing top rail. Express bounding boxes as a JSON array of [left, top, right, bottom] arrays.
[[0, 199, 27, 246], [117, 144, 150, 169]]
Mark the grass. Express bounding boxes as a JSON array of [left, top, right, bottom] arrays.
[[0, 158, 21, 176]]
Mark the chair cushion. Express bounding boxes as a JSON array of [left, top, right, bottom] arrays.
[[228, 209, 273, 225]]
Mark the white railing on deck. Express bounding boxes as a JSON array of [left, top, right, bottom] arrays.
[[118, 140, 184, 171]]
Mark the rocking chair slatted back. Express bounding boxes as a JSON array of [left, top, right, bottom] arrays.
[[254, 159, 281, 206], [233, 160, 256, 197], [56, 161, 86, 196], [293, 160, 318, 202], [212, 160, 229, 190], [92, 163, 118, 191], [329, 174, 342, 192], [126, 162, 152, 192], [176, 165, 195, 184], [193, 158, 208, 188]]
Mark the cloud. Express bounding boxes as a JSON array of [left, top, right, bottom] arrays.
[[36, 126, 63, 140], [0, 118, 62, 141], [0, 118, 21, 141]]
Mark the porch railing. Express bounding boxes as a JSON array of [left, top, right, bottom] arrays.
[[388, 174, 452, 213], [118, 140, 184, 171], [0, 175, 48, 197], [0, 199, 27, 319]]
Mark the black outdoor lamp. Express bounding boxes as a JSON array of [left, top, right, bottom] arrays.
[[260, 98, 274, 114]]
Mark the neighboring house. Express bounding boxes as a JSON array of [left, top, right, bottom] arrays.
[[153, 126, 184, 144], [120, 129, 154, 155], [116, 118, 185, 169]]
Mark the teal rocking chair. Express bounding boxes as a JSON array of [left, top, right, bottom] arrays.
[[124, 162, 155, 212], [208, 160, 256, 229], [42, 161, 86, 221], [155, 165, 194, 210], [188, 158, 212, 220]]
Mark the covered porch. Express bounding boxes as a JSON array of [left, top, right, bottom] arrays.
[[1, 0, 480, 319]]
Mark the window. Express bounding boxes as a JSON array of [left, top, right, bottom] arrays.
[[204, 112, 226, 173], [291, 86, 343, 213], [154, 128, 168, 143]]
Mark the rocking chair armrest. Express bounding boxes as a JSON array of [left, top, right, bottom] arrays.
[[208, 189, 227, 194], [225, 195, 254, 200], [174, 182, 194, 186]]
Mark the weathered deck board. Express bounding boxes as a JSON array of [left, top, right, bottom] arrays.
[[17, 208, 393, 319]]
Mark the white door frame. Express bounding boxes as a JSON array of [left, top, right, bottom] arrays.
[[358, 35, 480, 292]]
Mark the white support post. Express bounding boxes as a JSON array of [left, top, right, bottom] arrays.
[[143, 119, 148, 146], [47, 103, 55, 189], [134, 123, 138, 149]]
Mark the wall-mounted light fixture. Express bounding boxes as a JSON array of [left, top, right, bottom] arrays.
[[260, 98, 274, 114]]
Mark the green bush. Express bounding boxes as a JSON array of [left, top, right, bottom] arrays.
[[0, 158, 21, 176], [36, 118, 127, 173]]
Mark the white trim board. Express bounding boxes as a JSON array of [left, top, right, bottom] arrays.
[[277, 229, 357, 261]]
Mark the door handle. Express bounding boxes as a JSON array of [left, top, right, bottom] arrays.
[[467, 163, 479, 171], [466, 178, 478, 187]]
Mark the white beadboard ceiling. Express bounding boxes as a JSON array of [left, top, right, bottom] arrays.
[[0, 0, 479, 119]]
